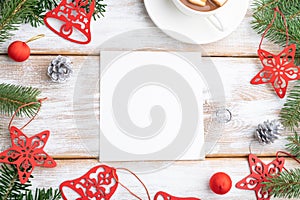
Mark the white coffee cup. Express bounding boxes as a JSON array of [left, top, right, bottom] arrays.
[[171, 0, 229, 31]]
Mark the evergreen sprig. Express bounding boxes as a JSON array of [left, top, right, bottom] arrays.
[[252, 0, 300, 65], [265, 168, 300, 199], [0, 0, 106, 43], [286, 132, 300, 159], [0, 83, 41, 117], [18, 188, 61, 200], [280, 84, 300, 131], [0, 164, 61, 200], [0, 164, 32, 200]]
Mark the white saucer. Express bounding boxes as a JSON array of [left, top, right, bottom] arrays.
[[144, 0, 249, 44]]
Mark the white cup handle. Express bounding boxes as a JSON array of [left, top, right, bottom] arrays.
[[207, 14, 225, 32]]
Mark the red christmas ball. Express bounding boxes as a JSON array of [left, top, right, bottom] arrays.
[[209, 172, 232, 195], [8, 41, 30, 62]]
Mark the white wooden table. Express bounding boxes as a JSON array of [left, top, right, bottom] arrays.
[[0, 0, 298, 199]]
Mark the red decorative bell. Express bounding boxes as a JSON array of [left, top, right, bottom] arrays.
[[60, 165, 118, 200], [44, 0, 95, 44], [154, 191, 200, 200]]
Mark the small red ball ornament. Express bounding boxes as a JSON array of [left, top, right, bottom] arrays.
[[209, 172, 232, 195], [8, 41, 30, 62], [7, 34, 45, 62]]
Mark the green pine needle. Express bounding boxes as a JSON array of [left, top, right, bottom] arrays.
[[252, 0, 300, 65], [265, 168, 300, 199], [286, 132, 300, 159], [0, 164, 61, 200], [18, 188, 61, 200], [0, 83, 41, 117], [0, 164, 32, 200], [280, 84, 300, 131]]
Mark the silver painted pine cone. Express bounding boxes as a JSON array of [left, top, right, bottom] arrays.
[[255, 119, 283, 144], [48, 55, 73, 83]]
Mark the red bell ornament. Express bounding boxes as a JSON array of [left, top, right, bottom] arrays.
[[154, 191, 200, 200], [44, 0, 95, 44], [60, 165, 118, 200]]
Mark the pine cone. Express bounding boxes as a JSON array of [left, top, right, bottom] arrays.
[[47, 55, 73, 83], [255, 120, 283, 144]]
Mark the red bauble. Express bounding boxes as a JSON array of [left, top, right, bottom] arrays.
[[209, 172, 232, 195], [8, 41, 30, 62]]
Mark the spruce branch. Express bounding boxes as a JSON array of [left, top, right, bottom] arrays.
[[0, 83, 41, 117], [252, 0, 300, 65], [18, 188, 61, 200], [265, 168, 300, 199], [286, 132, 300, 159], [0, 164, 32, 200], [0, 164, 62, 200], [280, 83, 300, 131]]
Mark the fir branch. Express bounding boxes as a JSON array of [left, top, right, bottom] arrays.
[[0, 164, 32, 200], [0, 0, 35, 43], [0, 83, 41, 117], [265, 168, 300, 199], [252, 0, 300, 65], [286, 132, 300, 159], [18, 188, 61, 200], [280, 83, 300, 131]]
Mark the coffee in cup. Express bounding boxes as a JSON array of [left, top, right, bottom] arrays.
[[172, 0, 229, 31], [179, 0, 227, 12]]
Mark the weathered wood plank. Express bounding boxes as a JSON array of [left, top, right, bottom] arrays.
[[0, 0, 282, 56], [0, 56, 293, 158], [30, 158, 299, 200]]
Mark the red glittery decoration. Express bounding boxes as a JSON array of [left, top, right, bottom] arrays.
[[154, 191, 200, 200], [250, 7, 300, 98], [44, 0, 95, 44], [60, 165, 118, 200], [0, 126, 56, 184], [235, 154, 285, 200]]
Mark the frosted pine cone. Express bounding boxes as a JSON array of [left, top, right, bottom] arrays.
[[47, 55, 73, 83], [255, 120, 283, 144]]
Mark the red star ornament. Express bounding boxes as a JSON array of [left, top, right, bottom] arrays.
[[250, 44, 300, 98], [235, 154, 285, 200], [0, 126, 56, 184]]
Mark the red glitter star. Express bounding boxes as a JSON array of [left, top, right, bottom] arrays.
[[0, 126, 56, 184], [251, 44, 300, 98], [236, 154, 285, 200]]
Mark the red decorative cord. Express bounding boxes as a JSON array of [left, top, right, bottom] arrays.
[[8, 97, 47, 130], [259, 7, 289, 50], [112, 167, 151, 200]]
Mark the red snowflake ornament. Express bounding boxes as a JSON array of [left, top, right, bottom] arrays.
[[0, 126, 56, 184], [250, 7, 300, 98], [60, 165, 118, 200], [251, 44, 300, 98], [154, 191, 200, 200], [235, 154, 285, 200], [44, 0, 95, 44]]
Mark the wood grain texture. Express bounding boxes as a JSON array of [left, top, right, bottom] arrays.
[[31, 158, 299, 200], [0, 0, 298, 199], [0, 56, 293, 158], [0, 0, 282, 56]]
